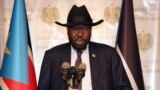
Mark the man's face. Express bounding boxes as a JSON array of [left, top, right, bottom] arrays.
[[67, 26, 91, 50]]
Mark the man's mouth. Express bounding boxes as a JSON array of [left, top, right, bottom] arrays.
[[75, 39, 84, 44]]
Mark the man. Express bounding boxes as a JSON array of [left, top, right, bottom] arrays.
[[38, 5, 132, 90]]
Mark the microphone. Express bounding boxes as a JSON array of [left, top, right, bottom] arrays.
[[61, 62, 87, 89], [61, 62, 70, 85], [77, 63, 87, 83], [69, 67, 77, 89]]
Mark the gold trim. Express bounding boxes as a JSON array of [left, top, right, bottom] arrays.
[[104, 4, 120, 24], [138, 31, 153, 52], [40, 5, 60, 25]]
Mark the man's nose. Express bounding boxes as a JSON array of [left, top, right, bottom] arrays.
[[77, 30, 83, 36]]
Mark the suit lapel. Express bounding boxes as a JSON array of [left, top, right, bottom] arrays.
[[60, 42, 103, 90], [58, 43, 71, 90], [61, 43, 71, 64], [89, 42, 102, 90]]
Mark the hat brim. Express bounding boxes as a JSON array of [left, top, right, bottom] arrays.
[[55, 19, 104, 27]]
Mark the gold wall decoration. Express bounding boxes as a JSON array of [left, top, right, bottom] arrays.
[[104, 4, 120, 24], [40, 5, 60, 25], [138, 31, 153, 52], [2, 17, 10, 26]]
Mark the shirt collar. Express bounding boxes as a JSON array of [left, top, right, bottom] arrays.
[[71, 44, 89, 54]]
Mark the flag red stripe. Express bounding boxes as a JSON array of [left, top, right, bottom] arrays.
[[3, 78, 28, 90], [3, 56, 37, 90], [28, 56, 37, 90]]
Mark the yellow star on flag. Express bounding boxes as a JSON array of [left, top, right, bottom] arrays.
[[5, 47, 11, 55], [4, 33, 11, 55]]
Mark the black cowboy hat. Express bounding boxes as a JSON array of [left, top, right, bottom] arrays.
[[55, 5, 103, 27]]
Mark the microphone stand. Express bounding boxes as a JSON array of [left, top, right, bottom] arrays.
[[61, 63, 86, 90], [69, 67, 78, 89]]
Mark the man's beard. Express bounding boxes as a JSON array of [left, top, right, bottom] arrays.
[[71, 42, 88, 51], [68, 35, 90, 50]]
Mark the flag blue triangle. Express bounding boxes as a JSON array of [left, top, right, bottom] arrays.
[[0, 0, 29, 84]]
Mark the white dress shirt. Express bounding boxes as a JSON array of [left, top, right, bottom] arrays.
[[70, 45, 92, 90]]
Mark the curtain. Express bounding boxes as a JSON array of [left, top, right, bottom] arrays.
[[0, 0, 159, 89], [0, 0, 4, 68]]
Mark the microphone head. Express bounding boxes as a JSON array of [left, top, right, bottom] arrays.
[[77, 63, 86, 80], [61, 62, 70, 82], [78, 63, 86, 70], [62, 62, 70, 69]]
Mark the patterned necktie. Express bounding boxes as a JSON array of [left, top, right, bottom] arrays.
[[75, 50, 83, 90], [75, 50, 83, 68]]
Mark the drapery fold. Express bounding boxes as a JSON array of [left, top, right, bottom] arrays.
[[0, 0, 160, 89]]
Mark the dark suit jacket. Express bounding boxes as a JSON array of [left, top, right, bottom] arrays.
[[38, 42, 132, 90]]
